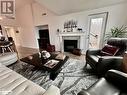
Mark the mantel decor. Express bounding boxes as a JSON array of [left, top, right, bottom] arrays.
[[40, 50, 51, 59], [64, 20, 78, 32]]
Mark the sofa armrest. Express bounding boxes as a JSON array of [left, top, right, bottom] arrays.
[[97, 56, 123, 76], [105, 69, 127, 92], [43, 85, 60, 95], [78, 77, 121, 95], [86, 49, 101, 56]]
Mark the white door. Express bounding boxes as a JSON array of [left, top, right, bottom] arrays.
[[86, 12, 108, 50]]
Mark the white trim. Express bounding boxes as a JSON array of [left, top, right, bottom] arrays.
[[86, 12, 108, 50]]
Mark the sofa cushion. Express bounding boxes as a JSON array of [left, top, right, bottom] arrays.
[[43, 85, 60, 95], [0, 63, 46, 95]]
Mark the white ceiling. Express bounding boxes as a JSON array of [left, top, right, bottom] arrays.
[[35, 0, 127, 15]]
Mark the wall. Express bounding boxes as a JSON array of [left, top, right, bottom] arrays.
[[16, 2, 127, 51], [0, 18, 17, 26], [32, 2, 127, 51], [32, 2, 60, 50], [14, 27, 22, 46], [16, 3, 38, 48]]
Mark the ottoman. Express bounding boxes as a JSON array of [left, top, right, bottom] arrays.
[[0, 52, 18, 66]]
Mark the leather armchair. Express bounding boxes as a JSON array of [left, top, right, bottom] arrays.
[[77, 69, 127, 95], [86, 38, 127, 76]]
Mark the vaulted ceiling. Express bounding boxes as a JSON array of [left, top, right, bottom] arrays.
[[35, 0, 127, 15]]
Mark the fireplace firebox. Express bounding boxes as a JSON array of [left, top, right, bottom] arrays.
[[64, 40, 78, 52]]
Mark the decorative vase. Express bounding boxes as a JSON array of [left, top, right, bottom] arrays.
[[41, 50, 51, 59]]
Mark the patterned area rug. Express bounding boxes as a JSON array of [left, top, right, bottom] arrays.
[[9, 58, 98, 95]]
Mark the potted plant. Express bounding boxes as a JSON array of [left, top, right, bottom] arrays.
[[105, 25, 127, 41]]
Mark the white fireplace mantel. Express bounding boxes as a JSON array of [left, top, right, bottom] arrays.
[[59, 32, 85, 36], [58, 32, 85, 53]]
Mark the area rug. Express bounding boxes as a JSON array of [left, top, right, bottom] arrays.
[[9, 58, 98, 95]]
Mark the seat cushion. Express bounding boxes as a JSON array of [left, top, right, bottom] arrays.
[[88, 78, 120, 95], [0, 63, 46, 95]]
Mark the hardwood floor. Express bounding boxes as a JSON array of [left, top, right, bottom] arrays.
[[16, 46, 85, 62]]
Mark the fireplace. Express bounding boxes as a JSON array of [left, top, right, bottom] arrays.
[[64, 40, 78, 52], [59, 32, 85, 53], [62, 36, 80, 52]]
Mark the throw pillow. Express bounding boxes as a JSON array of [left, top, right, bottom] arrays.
[[101, 44, 119, 56]]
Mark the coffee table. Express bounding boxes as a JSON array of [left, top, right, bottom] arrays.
[[20, 53, 69, 80]]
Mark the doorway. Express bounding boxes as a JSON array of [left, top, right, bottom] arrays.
[[36, 25, 50, 50], [5, 26, 21, 46], [86, 12, 108, 50]]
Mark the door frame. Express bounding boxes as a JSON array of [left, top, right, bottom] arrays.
[[86, 12, 108, 50]]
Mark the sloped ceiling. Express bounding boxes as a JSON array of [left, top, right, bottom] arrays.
[[35, 0, 127, 15]]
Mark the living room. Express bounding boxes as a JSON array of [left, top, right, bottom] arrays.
[[0, 0, 127, 95]]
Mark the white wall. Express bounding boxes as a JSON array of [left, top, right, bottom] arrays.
[[16, 3, 38, 48], [32, 2, 60, 50], [0, 18, 17, 26], [32, 2, 127, 51], [16, 2, 127, 51], [14, 27, 22, 46]]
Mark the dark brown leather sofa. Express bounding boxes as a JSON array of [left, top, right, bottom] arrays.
[[78, 69, 127, 95], [85, 38, 127, 76]]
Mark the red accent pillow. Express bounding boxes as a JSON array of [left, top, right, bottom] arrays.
[[101, 44, 119, 56]]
